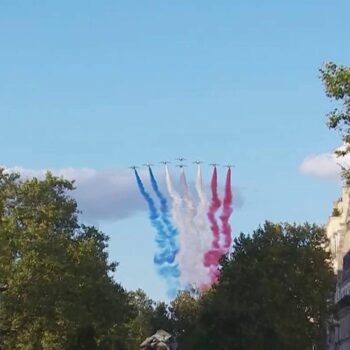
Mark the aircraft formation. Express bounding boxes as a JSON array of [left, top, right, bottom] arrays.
[[130, 158, 234, 170], [131, 158, 234, 297]]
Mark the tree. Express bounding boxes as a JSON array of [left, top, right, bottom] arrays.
[[192, 222, 334, 350], [320, 62, 350, 182], [120, 289, 173, 350], [149, 302, 173, 334], [125, 289, 155, 349], [168, 291, 198, 349], [0, 170, 131, 349]]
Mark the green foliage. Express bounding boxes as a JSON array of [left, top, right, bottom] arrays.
[[111, 289, 173, 350], [0, 170, 335, 350], [150, 302, 173, 334], [191, 222, 334, 350], [169, 291, 198, 349], [125, 289, 156, 348], [320, 62, 350, 183], [320, 62, 350, 135], [0, 170, 131, 349]]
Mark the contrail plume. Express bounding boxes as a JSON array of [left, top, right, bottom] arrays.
[[204, 166, 224, 284], [134, 169, 179, 297], [220, 167, 233, 251]]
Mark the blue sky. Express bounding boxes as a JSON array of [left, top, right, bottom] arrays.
[[1, 0, 350, 300]]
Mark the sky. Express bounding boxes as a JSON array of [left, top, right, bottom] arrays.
[[1, 0, 350, 300]]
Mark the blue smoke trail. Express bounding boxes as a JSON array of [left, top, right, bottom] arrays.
[[134, 169, 179, 297], [149, 167, 179, 259]]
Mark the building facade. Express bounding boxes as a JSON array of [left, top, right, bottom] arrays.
[[326, 188, 350, 349]]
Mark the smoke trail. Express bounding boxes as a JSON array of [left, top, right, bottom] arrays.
[[179, 168, 196, 219], [179, 167, 207, 288], [164, 165, 193, 288], [203, 166, 224, 283], [134, 170, 179, 297], [194, 164, 212, 289], [148, 167, 179, 264], [194, 164, 210, 245], [134, 169, 164, 236], [220, 167, 233, 251], [207, 167, 221, 249]]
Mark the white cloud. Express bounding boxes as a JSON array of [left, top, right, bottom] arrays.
[[299, 152, 350, 181], [2, 166, 244, 223], [4, 166, 146, 222]]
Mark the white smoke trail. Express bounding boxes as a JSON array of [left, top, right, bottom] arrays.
[[164, 165, 190, 287], [179, 167, 208, 289], [194, 164, 212, 288]]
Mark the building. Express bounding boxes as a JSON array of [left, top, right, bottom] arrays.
[[326, 187, 350, 349]]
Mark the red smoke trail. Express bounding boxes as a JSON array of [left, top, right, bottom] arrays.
[[207, 167, 221, 249], [220, 168, 233, 251], [203, 167, 224, 284]]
